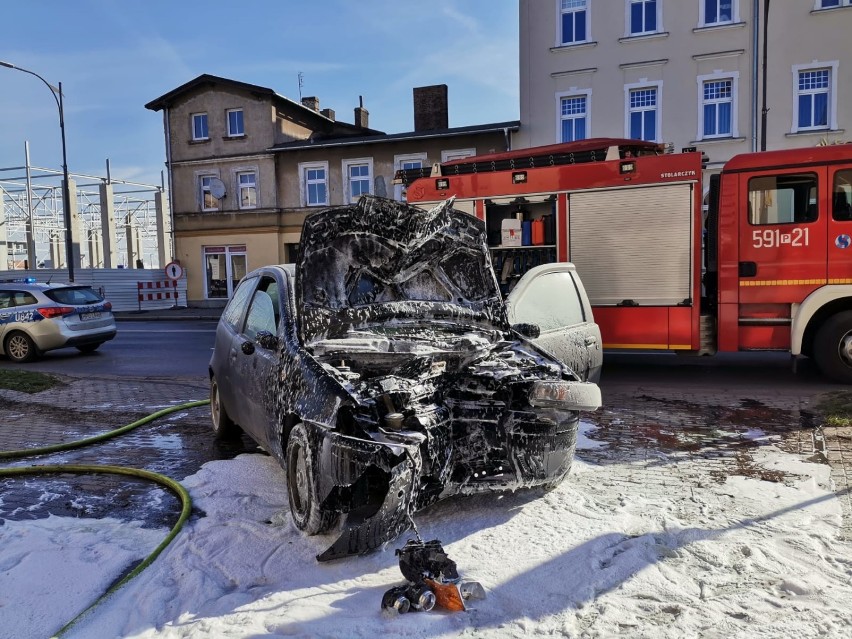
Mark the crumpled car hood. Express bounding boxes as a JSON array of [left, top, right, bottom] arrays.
[[296, 196, 507, 346]]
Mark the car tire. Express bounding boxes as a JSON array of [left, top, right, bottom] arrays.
[[210, 376, 240, 439], [814, 311, 852, 384], [4, 331, 39, 363], [76, 343, 102, 354], [286, 422, 339, 535]]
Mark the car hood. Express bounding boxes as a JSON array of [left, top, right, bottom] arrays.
[[296, 196, 507, 346]]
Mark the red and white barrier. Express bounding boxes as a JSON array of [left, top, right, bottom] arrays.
[[137, 280, 178, 309]]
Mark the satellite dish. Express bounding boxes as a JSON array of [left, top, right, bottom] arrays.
[[209, 177, 226, 199]]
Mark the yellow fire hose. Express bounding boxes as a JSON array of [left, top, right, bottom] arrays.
[[0, 399, 209, 637]]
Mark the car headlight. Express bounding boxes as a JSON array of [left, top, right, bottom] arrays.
[[529, 380, 601, 411]]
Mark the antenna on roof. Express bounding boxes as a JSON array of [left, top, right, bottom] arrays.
[[297, 72, 304, 100]]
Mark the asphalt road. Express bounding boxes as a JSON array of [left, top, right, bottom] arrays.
[[0, 320, 218, 377]]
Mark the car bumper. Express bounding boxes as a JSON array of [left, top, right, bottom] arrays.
[[27, 318, 117, 352]]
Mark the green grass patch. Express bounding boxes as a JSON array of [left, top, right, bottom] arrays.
[[0, 369, 63, 394], [815, 391, 852, 427]]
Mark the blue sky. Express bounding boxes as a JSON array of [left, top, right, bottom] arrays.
[[0, 1, 519, 186]]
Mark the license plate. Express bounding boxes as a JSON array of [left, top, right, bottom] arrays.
[[80, 311, 101, 321]]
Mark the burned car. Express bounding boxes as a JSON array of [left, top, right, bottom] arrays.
[[209, 196, 601, 561]]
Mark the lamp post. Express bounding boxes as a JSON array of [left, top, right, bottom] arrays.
[[0, 60, 75, 281]]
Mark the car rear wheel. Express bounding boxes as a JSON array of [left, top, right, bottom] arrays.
[[5, 331, 38, 363], [286, 422, 339, 534], [76, 343, 102, 354], [210, 376, 240, 439]]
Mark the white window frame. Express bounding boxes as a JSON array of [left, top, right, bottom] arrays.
[[441, 148, 477, 163], [342, 158, 373, 204], [696, 71, 739, 140], [191, 113, 208, 141], [815, 0, 850, 9], [624, 81, 662, 142], [226, 108, 245, 137], [699, 0, 739, 27], [298, 161, 329, 207], [557, 0, 591, 46], [394, 152, 428, 201], [556, 89, 592, 143], [626, 0, 661, 36], [791, 61, 839, 133], [199, 174, 220, 212], [236, 170, 257, 210]]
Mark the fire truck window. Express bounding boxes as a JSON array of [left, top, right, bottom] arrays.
[[833, 170, 852, 221], [512, 271, 584, 331], [748, 173, 818, 225]]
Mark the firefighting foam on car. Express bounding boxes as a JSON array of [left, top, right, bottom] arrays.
[[209, 195, 601, 561]]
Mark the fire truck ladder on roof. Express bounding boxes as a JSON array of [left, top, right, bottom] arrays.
[[393, 138, 666, 187]]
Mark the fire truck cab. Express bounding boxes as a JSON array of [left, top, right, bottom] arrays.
[[401, 138, 852, 383]]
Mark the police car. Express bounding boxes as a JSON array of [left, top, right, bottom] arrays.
[[0, 277, 117, 363]]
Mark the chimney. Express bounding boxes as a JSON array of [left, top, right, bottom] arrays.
[[301, 96, 320, 111], [354, 95, 369, 129], [320, 107, 336, 121], [413, 84, 448, 132]]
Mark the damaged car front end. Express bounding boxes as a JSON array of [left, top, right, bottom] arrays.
[[210, 195, 601, 561]]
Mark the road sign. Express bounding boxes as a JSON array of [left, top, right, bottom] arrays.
[[165, 261, 184, 280]]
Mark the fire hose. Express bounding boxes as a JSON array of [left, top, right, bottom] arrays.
[[0, 399, 208, 637]]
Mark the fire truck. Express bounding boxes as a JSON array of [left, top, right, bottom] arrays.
[[400, 138, 852, 383]]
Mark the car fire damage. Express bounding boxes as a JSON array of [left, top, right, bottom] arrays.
[[214, 196, 601, 562]]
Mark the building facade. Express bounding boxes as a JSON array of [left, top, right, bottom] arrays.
[[146, 76, 517, 306], [518, 0, 852, 171]]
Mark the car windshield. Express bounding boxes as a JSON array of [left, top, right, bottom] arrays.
[[45, 286, 104, 305]]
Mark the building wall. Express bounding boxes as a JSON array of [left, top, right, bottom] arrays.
[[518, 0, 852, 169]]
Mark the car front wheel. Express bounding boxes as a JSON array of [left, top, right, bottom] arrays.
[[210, 376, 240, 439], [814, 311, 852, 384], [5, 331, 38, 363], [286, 422, 339, 535]]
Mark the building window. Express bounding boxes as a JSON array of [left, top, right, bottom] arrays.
[[200, 175, 219, 212], [629, 0, 657, 35], [558, 92, 589, 142], [700, 0, 736, 26], [698, 74, 738, 139], [192, 113, 208, 141], [626, 85, 660, 142], [237, 172, 257, 209], [817, 1, 850, 8], [794, 67, 832, 131], [299, 162, 328, 207], [343, 158, 373, 203], [227, 109, 244, 137], [394, 153, 427, 201], [204, 245, 247, 299], [441, 149, 476, 163], [560, 0, 588, 45]]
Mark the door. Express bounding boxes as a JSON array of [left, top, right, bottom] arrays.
[[204, 245, 247, 299], [737, 169, 827, 349], [828, 168, 852, 282], [232, 274, 283, 448], [506, 263, 602, 382]]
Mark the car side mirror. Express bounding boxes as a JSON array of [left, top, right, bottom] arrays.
[[512, 322, 540, 339], [256, 331, 279, 350]]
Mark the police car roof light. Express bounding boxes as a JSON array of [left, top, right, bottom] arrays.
[[0, 277, 37, 284]]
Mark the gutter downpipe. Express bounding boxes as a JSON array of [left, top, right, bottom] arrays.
[[163, 108, 176, 259], [752, 0, 760, 152]]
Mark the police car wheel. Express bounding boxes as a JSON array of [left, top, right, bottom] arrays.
[[5, 331, 38, 363]]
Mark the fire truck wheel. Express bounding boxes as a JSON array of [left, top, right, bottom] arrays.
[[814, 311, 852, 384]]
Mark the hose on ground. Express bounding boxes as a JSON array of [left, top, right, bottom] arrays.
[[0, 399, 209, 637]]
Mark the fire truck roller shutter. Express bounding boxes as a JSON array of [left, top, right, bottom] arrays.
[[568, 183, 694, 306]]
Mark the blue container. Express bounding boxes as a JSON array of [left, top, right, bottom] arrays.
[[521, 220, 532, 246]]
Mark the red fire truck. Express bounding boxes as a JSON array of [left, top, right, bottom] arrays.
[[400, 138, 852, 383]]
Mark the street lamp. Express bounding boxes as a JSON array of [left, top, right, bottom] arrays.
[[0, 60, 75, 281]]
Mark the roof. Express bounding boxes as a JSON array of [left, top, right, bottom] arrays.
[[144, 73, 384, 136], [266, 120, 520, 153], [723, 143, 852, 173]]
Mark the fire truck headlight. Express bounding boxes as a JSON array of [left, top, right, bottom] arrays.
[[529, 380, 601, 411]]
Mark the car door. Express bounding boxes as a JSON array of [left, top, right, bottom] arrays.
[[232, 273, 283, 449], [506, 263, 602, 382], [0, 290, 13, 343]]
